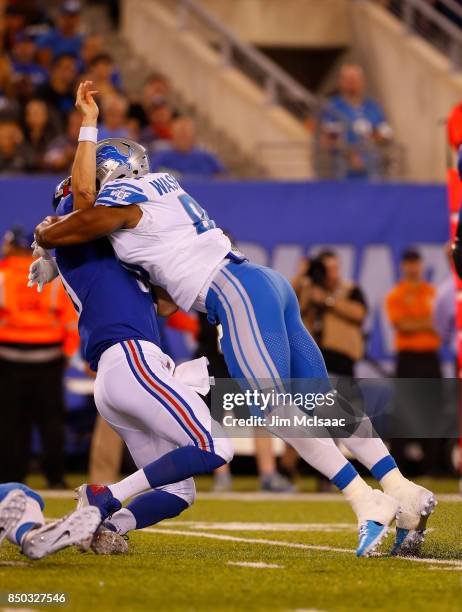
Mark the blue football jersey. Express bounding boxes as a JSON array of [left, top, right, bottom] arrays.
[[55, 194, 161, 370]]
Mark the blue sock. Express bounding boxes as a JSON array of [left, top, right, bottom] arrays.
[[330, 462, 359, 491], [142, 446, 226, 489], [370, 455, 398, 481], [125, 490, 188, 530], [15, 522, 37, 545]]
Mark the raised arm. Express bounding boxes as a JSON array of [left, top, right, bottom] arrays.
[[72, 81, 99, 211], [35, 205, 141, 249]]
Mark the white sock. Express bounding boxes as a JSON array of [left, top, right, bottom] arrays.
[[108, 470, 150, 503], [342, 474, 371, 505], [107, 508, 136, 535], [7, 497, 44, 546], [380, 468, 407, 493], [342, 475, 374, 523], [288, 437, 351, 480], [339, 436, 390, 471]]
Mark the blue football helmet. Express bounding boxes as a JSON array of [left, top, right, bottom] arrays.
[[95, 138, 150, 190]]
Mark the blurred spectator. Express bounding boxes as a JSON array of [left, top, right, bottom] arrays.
[[2, 5, 28, 52], [140, 98, 174, 149], [386, 248, 444, 475], [80, 33, 104, 68], [86, 53, 121, 101], [321, 64, 392, 179], [150, 116, 226, 179], [98, 94, 130, 140], [129, 72, 172, 131], [89, 414, 124, 484], [293, 250, 367, 376], [0, 227, 79, 487], [43, 107, 80, 172], [22, 98, 59, 168], [0, 119, 35, 172], [434, 247, 456, 357], [0, 53, 15, 106], [37, 0, 84, 67], [36, 53, 77, 123], [386, 248, 441, 378], [10, 31, 48, 89], [13, 0, 51, 28]]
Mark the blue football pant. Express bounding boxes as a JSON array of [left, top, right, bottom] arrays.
[[206, 261, 329, 385], [205, 261, 392, 482]]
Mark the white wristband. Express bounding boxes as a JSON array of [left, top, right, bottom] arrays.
[[78, 126, 98, 143]]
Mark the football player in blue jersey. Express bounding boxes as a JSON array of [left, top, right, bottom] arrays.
[[28, 177, 233, 554]]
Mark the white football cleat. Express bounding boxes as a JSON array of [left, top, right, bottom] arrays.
[[0, 490, 27, 546], [353, 488, 401, 557], [387, 480, 437, 556], [21, 506, 102, 560]]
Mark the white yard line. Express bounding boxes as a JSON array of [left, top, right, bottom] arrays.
[[427, 566, 462, 571], [227, 561, 284, 569], [1, 608, 39, 612], [168, 521, 356, 532], [37, 490, 462, 502], [145, 527, 462, 568], [0, 560, 30, 567]]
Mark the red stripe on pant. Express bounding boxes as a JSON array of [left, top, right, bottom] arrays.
[[126, 340, 208, 451]]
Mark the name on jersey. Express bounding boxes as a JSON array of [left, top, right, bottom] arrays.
[[150, 174, 181, 196]]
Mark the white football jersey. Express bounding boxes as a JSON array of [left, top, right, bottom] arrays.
[[95, 173, 231, 311]]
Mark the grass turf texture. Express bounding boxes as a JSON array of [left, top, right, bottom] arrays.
[[0, 487, 461, 612]]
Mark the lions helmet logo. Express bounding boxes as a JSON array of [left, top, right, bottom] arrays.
[[96, 144, 132, 170]]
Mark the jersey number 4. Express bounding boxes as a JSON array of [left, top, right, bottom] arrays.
[[178, 194, 216, 234]]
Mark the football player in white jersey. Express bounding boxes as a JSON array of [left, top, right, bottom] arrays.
[[34, 81, 436, 557]]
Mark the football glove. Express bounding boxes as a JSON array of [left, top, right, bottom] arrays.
[[27, 253, 59, 293]]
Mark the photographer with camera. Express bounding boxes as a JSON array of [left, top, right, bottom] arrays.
[[292, 250, 367, 377]]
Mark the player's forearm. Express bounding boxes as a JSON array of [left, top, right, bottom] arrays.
[[72, 121, 97, 211], [72, 81, 100, 211], [153, 285, 179, 317], [35, 208, 127, 248]]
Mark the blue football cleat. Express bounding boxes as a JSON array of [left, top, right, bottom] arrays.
[[75, 484, 121, 521], [356, 520, 389, 558], [388, 482, 437, 556]]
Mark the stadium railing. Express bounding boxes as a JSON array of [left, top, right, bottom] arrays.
[[370, 0, 462, 70], [161, 0, 404, 179]]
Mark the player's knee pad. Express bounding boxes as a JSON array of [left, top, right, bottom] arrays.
[[160, 477, 196, 507], [213, 436, 234, 464]]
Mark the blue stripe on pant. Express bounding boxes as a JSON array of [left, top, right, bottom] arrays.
[[206, 261, 329, 389]]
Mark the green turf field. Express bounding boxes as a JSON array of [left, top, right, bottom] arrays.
[[1, 477, 461, 612]]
